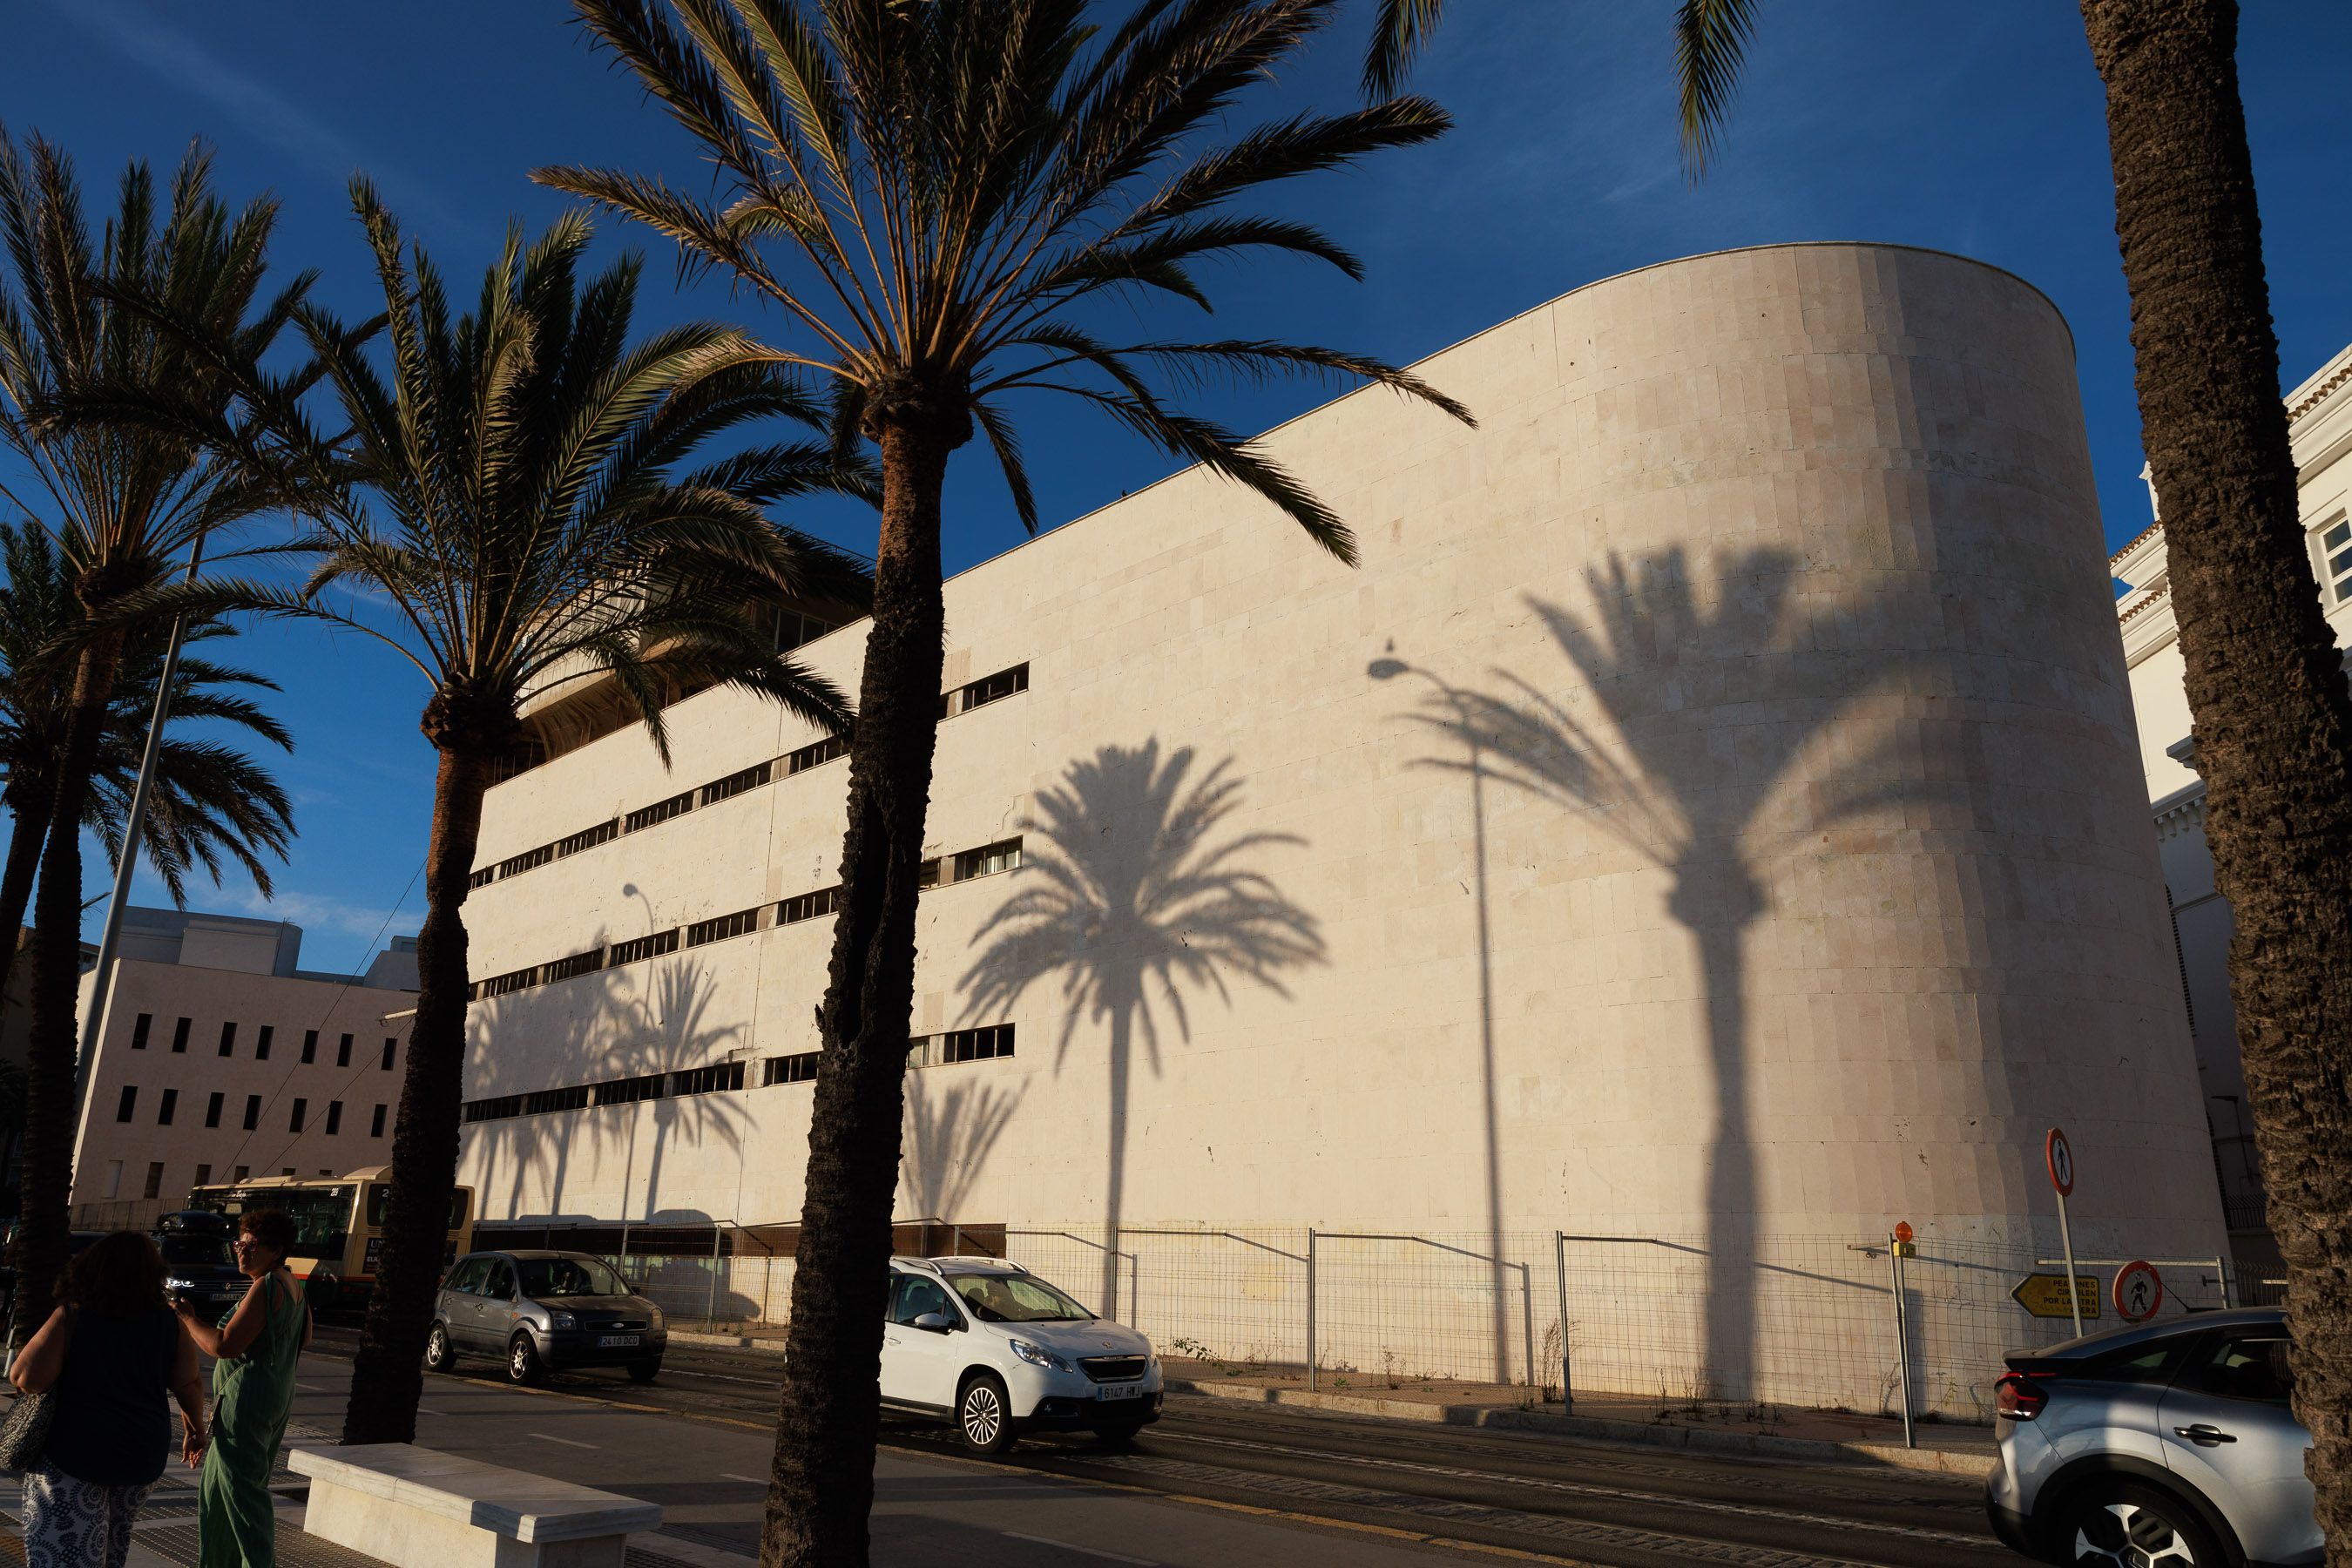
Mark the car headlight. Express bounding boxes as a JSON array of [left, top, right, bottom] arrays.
[[549, 1311, 577, 1329], [647, 1306, 664, 1328], [1009, 1339, 1072, 1373]]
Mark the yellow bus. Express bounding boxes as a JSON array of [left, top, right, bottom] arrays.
[[187, 1166, 474, 1312]]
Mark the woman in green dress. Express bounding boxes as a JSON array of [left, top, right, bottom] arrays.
[[175, 1207, 310, 1568]]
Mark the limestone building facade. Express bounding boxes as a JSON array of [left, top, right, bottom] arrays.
[[2112, 341, 2352, 1290], [68, 906, 419, 1228], [451, 243, 2228, 1404]]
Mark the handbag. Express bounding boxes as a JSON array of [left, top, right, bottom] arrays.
[[0, 1306, 72, 1473]]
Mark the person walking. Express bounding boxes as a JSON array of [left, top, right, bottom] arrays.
[[10, 1231, 208, 1568], [176, 1209, 308, 1568]]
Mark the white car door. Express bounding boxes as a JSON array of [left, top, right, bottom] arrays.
[[880, 1274, 966, 1412]]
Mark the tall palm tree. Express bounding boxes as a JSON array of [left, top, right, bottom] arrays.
[[0, 519, 297, 976], [537, 3, 1468, 1557], [152, 181, 871, 1444], [1376, 0, 2352, 1548], [0, 131, 314, 1334]]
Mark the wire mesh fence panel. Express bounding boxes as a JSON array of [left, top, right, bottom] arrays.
[[1311, 1231, 1540, 1389]]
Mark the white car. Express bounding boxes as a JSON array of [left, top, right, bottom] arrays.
[[882, 1257, 1163, 1453]]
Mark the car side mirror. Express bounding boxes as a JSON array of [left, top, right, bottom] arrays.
[[912, 1311, 953, 1333]]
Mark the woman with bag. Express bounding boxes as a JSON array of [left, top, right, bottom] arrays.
[[8, 1231, 208, 1568], [175, 1207, 308, 1568]]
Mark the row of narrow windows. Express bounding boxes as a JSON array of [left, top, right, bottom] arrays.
[[462, 1024, 1015, 1124], [114, 1085, 389, 1139], [464, 836, 1024, 1002], [129, 1015, 399, 1071], [110, 1159, 318, 1204], [460, 1059, 749, 1125], [469, 662, 1029, 892]]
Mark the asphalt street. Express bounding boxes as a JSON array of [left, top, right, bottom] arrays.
[[304, 1321, 2021, 1568]]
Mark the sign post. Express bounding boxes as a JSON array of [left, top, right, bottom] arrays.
[[1889, 1222, 1916, 1450], [2045, 1128, 2082, 1337]]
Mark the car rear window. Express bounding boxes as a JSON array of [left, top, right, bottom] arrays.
[[2066, 1334, 2197, 1386], [2176, 1332, 2294, 1405]]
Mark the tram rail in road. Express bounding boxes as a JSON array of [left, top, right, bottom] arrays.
[[305, 1322, 2014, 1568]]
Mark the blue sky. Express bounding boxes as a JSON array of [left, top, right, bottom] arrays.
[[4, 0, 2348, 973]]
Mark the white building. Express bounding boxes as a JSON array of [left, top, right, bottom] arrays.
[[2112, 341, 2352, 1290], [451, 243, 2229, 1409], [68, 906, 419, 1228]]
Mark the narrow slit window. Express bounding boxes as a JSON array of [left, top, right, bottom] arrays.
[[131, 1013, 152, 1050], [158, 1088, 178, 1126], [205, 1092, 224, 1128], [2323, 518, 2352, 604], [171, 1017, 191, 1053], [777, 887, 839, 925], [699, 761, 773, 807], [686, 909, 760, 947], [608, 929, 680, 967], [952, 838, 1023, 882], [255, 1025, 273, 1061], [624, 791, 695, 834], [785, 734, 846, 775], [219, 1021, 237, 1058], [763, 1051, 821, 1086]]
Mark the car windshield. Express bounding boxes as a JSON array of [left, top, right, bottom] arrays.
[[947, 1272, 1093, 1323], [159, 1235, 232, 1269], [516, 1256, 629, 1299]]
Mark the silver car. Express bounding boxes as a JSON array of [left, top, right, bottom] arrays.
[[1986, 1306, 2317, 1565]]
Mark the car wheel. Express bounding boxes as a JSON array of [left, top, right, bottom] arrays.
[[1091, 1420, 1145, 1449], [504, 1333, 544, 1386], [422, 1324, 456, 1374], [2057, 1480, 2226, 1566], [625, 1358, 661, 1384], [957, 1373, 1016, 1455]]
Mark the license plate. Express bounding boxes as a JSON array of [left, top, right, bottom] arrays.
[[1097, 1382, 1143, 1401], [598, 1334, 640, 1348]]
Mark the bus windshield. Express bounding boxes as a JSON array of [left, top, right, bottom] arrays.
[[516, 1256, 630, 1299], [198, 1185, 355, 1257]]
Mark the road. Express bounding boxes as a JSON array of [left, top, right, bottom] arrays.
[[307, 1321, 2017, 1568]]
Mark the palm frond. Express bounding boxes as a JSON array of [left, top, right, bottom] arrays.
[[1674, 0, 1761, 179]]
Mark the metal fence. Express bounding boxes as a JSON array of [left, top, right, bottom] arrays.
[[472, 1217, 2238, 1429]]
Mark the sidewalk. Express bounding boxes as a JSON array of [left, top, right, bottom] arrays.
[[5, 1353, 1465, 1568], [1157, 1358, 1998, 1477]]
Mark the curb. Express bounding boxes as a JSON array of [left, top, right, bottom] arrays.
[[1162, 1379, 1996, 1478], [669, 1329, 788, 1354]]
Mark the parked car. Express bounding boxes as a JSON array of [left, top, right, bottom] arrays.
[[423, 1249, 666, 1385], [882, 1256, 1162, 1454], [1986, 1305, 2317, 1566], [155, 1210, 248, 1319]]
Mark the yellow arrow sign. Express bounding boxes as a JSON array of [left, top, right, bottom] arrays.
[[2011, 1273, 2101, 1321]]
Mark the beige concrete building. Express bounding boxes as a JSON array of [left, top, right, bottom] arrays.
[[2113, 341, 2352, 1288], [453, 242, 2228, 1406], [68, 906, 418, 1228]]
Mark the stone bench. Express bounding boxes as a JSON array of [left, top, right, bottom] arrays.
[[290, 1443, 662, 1568]]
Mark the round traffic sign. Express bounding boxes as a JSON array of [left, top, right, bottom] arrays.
[[2045, 1128, 2076, 1197], [2114, 1260, 2164, 1321]]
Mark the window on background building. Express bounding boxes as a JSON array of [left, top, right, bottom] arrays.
[[608, 929, 680, 966], [290, 1098, 307, 1133], [219, 1021, 237, 1058], [686, 908, 760, 947], [945, 661, 1029, 717], [762, 1051, 820, 1085], [785, 734, 846, 774], [233, 1166, 248, 1181], [952, 838, 1022, 882], [774, 606, 838, 652], [325, 1101, 342, 1135], [2320, 517, 2352, 604], [242, 1095, 260, 1130], [206, 1092, 224, 1128], [381, 1038, 395, 1071], [281, 1169, 294, 1177], [319, 1169, 331, 1177], [131, 1013, 152, 1050], [170, 1017, 191, 1053], [370, 1105, 387, 1138], [699, 761, 773, 808], [158, 1088, 178, 1126], [116, 1086, 137, 1122], [193, 1163, 211, 1188], [301, 1031, 318, 1064], [142, 1162, 163, 1200], [336, 1034, 354, 1067], [254, 1025, 273, 1061], [778, 887, 838, 925]]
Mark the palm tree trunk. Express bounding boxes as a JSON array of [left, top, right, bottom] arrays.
[[2081, 2, 2352, 1551], [342, 743, 490, 1444], [763, 418, 951, 1568], [0, 776, 57, 1027], [13, 632, 125, 1342]]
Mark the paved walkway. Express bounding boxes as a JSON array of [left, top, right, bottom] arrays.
[[4, 1354, 1471, 1567]]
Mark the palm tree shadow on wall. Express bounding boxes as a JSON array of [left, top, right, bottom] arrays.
[[901, 1075, 1024, 1232], [1393, 547, 1914, 1398], [960, 741, 1326, 1317]]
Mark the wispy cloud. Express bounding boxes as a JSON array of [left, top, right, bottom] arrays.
[[225, 885, 419, 944], [41, 0, 477, 241]]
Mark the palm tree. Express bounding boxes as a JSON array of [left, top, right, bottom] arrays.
[[0, 131, 314, 1335], [536, 3, 1468, 1555], [0, 519, 296, 979], [155, 181, 869, 1444], [1371, 3, 2352, 1547]]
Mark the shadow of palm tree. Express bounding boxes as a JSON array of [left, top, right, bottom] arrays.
[[959, 740, 1325, 1316], [901, 1076, 1024, 1235], [1394, 546, 1903, 1396]]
